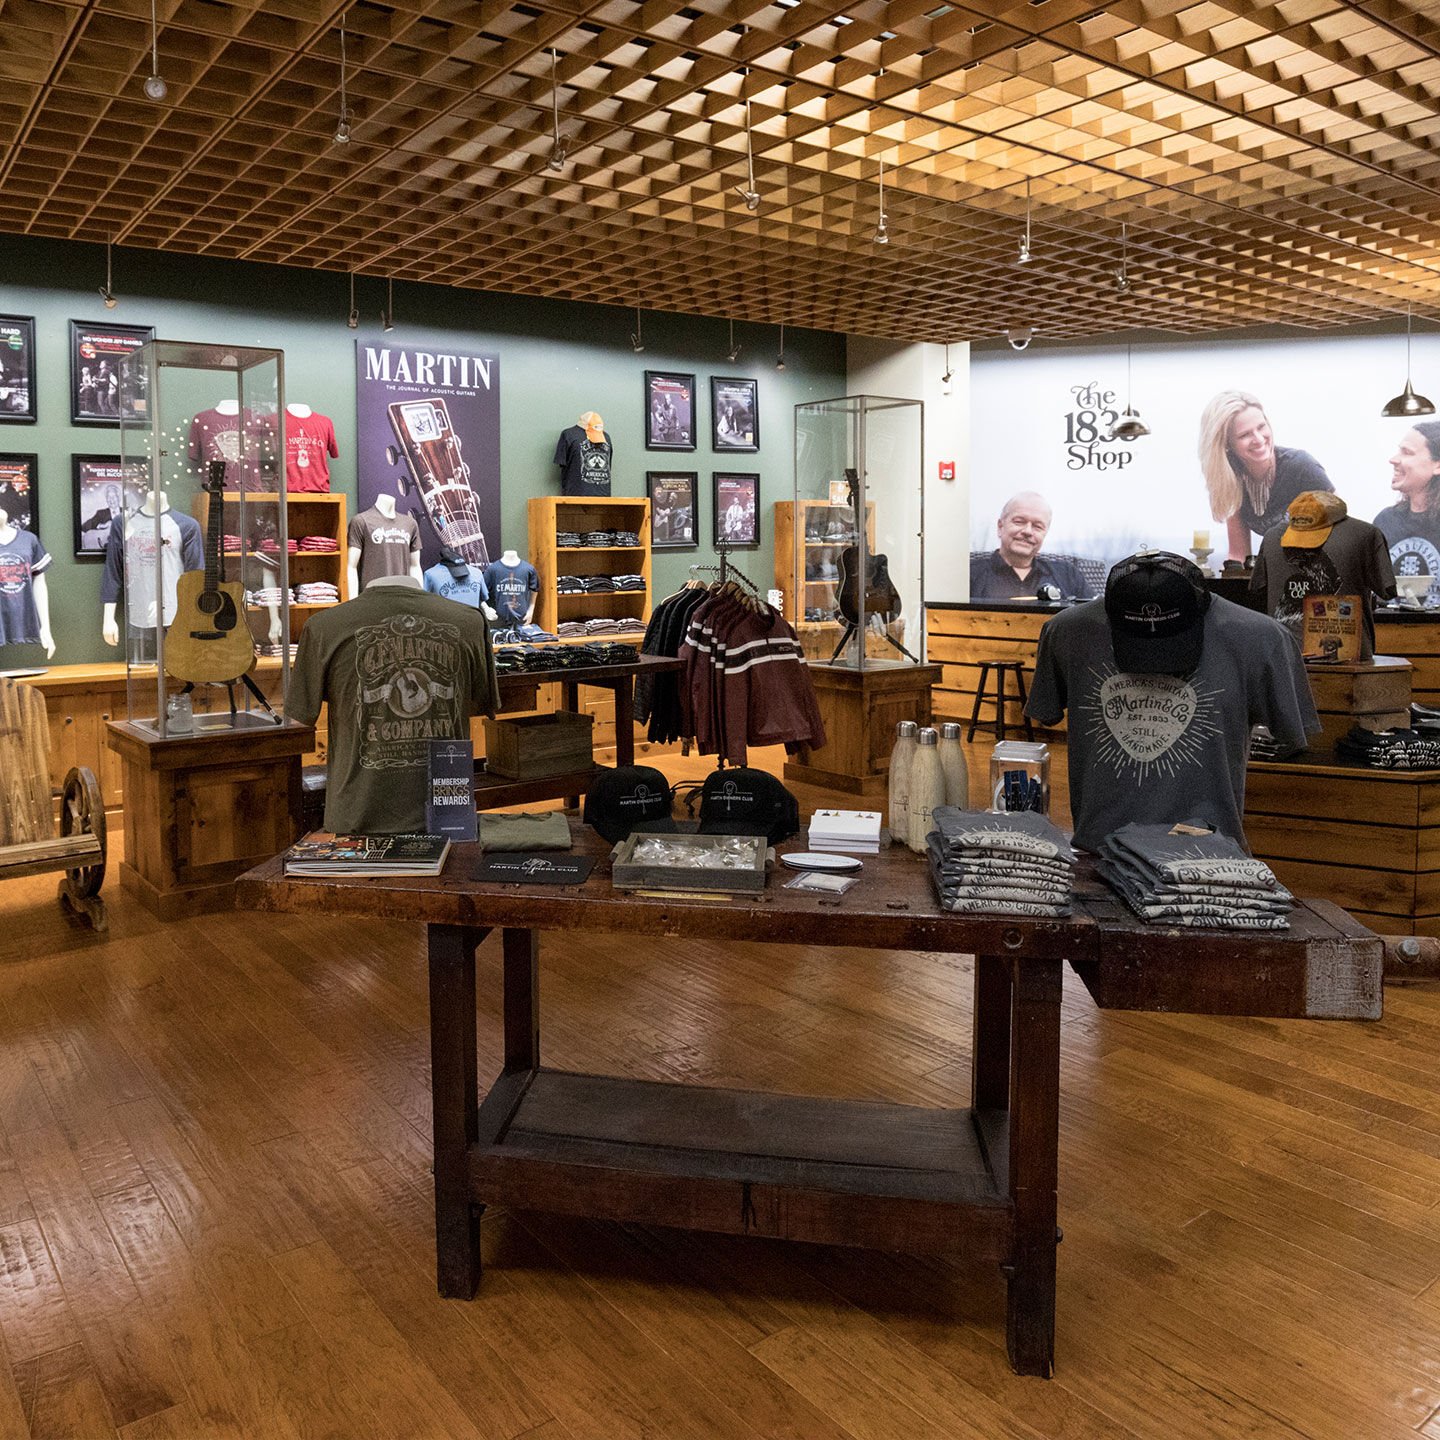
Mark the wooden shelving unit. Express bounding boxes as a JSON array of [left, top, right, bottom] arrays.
[[773, 499, 878, 663], [527, 495, 652, 640]]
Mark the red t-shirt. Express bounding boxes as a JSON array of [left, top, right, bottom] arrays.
[[284, 409, 339, 493]]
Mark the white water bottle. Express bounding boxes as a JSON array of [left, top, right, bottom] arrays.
[[907, 727, 945, 853], [937, 722, 970, 809], [888, 720, 918, 842]]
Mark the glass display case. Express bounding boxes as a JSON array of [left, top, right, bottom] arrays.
[[117, 340, 289, 736], [792, 394, 924, 671]]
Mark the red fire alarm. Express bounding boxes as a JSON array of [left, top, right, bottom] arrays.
[[938, 460, 956, 481]]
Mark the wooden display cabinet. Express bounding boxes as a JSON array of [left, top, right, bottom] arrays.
[[773, 499, 886, 663], [527, 496, 652, 640]]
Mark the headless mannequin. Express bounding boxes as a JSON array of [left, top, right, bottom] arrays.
[[286, 403, 312, 418], [102, 489, 169, 647], [347, 492, 423, 594], [215, 398, 239, 416], [0, 506, 54, 658], [495, 548, 536, 625]]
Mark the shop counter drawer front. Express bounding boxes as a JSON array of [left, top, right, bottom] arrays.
[[925, 605, 1064, 732], [1245, 762, 1440, 937]]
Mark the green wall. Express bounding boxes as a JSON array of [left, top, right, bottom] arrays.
[[0, 236, 848, 665]]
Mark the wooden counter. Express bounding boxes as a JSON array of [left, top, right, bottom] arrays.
[[926, 602, 1064, 733]]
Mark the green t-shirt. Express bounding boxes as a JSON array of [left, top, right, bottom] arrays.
[[289, 582, 499, 834]]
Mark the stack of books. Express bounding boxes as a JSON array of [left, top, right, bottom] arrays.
[[806, 808, 883, 854], [283, 833, 451, 877]]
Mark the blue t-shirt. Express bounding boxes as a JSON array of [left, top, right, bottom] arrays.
[[0, 527, 51, 645], [483, 560, 539, 624], [423, 561, 488, 610]]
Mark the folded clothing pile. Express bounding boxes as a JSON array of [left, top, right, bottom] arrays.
[[1335, 725, 1440, 770], [612, 573, 646, 592], [293, 581, 340, 605], [260, 537, 299, 554], [1095, 823, 1293, 929], [245, 586, 286, 607], [557, 620, 587, 637], [927, 806, 1075, 917], [223, 533, 243, 552], [557, 574, 585, 594], [556, 531, 582, 548], [492, 622, 559, 645], [1248, 724, 1306, 762], [297, 535, 339, 552]]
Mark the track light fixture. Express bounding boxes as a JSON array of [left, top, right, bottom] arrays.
[[735, 95, 761, 212], [143, 0, 167, 100], [630, 308, 645, 353], [333, 13, 352, 144], [99, 238, 117, 309], [726, 319, 741, 364], [381, 277, 395, 333], [545, 49, 569, 172], [1381, 304, 1435, 418], [1109, 344, 1150, 441], [775, 323, 786, 372], [940, 341, 953, 393], [1016, 177, 1032, 265], [875, 157, 889, 245], [1113, 221, 1131, 294], [346, 271, 359, 329]]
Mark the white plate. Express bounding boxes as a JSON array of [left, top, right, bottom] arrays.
[[780, 852, 863, 872]]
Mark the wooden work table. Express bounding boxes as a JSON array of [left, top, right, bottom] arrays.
[[238, 827, 1380, 1379]]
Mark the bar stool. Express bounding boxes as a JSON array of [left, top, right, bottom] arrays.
[[967, 661, 1035, 743]]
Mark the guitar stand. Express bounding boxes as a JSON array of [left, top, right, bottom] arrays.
[[230, 673, 283, 726], [829, 620, 920, 665]]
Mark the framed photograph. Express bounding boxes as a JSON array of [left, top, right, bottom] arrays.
[[72, 454, 147, 560], [0, 454, 39, 536], [713, 472, 760, 549], [647, 471, 698, 550], [0, 316, 37, 424], [69, 320, 153, 426], [710, 376, 758, 452], [644, 370, 696, 451]]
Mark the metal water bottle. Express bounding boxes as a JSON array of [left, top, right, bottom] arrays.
[[937, 721, 969, 809], [888, 720, 918, 842], [907, 727, 945, 853]]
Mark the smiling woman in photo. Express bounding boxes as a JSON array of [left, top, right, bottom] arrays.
[[1198, 390, 1334, 561]]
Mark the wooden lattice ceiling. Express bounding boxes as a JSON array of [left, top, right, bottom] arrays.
[[5, 0, 1440, 340]]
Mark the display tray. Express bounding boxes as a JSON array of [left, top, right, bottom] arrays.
[[132, 708, 281, 738], [610, 831, 769, 894]]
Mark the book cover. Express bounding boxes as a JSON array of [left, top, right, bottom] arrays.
[[426, 739, 478, 842], [1301, 594, 1362, 663], [284, 833, 451, 876]]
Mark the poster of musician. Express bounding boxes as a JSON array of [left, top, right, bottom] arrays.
[[69, 321, 152, 426], [710, 376, 758, 453], [647, 471, 697, 549], [645, 370, 696, 451], [72, 454, 146, 559], [0, 316, 36, 424], [0, 454, 38, 535], [713, 472, 760, 548]]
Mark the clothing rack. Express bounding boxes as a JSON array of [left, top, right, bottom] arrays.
[[688, 548, 760, 593]]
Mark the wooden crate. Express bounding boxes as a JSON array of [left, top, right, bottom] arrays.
[[483, 710, 594, 779]]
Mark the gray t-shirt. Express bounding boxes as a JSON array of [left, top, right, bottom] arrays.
[[348, 506, 420, 590], [1250, 515, 1396, 659], [289, 583, 499, 835], [1026, 596, 1319, 851]]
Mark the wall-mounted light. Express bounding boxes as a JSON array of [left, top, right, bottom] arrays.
[[726, 318, 741, 364], [735, 94, 761, 212], [346, 271, 359, 329], [940, 341, 953, 395], [630, 307, 645, 353], [775, 322, 786, 371], [334, 12, 352, 144], [1381, 304, 1435, 418], [99, 238, 117, 309], [545, 49, 569, 172], [143, 0, 167, 100]]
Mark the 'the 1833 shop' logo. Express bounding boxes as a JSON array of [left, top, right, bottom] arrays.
[[1064, 382, 1134, 472]]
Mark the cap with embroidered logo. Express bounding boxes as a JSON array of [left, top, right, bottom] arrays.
[[1281, 490, 1346, 549], [1104, 550, 1211, 676]]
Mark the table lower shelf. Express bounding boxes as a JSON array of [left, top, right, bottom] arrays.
[[471, 1068, 1012, 1258]]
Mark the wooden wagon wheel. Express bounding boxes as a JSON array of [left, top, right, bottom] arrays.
[[59, 768, 107, 929]]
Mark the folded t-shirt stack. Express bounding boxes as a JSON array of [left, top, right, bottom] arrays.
[[492, 622, 559, 645], [557, 575, 585, 594], [612, 573, 645, 592], [261, 537, 299, 554], [582, 575, 615, 593], [245, 586, 287, 607], [557, 620, 587, 637], [556, 531, 582, 547], [294, 581, 340, 605], [1095, 823, 1293, 929], [1335, 725, 1440, 770], [298, 535, 339, 552], [223, 533, 244, 552], [581, 530, 614, 547], [927, 806, 1076, 917]]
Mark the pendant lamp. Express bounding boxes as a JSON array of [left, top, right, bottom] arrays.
[[1109, 345, 1150, 442], [1381, 305, 1435, 418]]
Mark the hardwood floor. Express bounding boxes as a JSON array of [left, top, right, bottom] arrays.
[[1, 740, 1438, 1439]]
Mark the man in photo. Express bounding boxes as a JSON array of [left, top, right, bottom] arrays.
[[969, 491, 1095, 600], [723, 493, 748, 541]]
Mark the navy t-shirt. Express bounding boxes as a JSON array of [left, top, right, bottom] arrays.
[[1235, 447, 1333, 541], [0, 528, 51, 644], [483, 560, 539, 623], [553, 426, 613, 496]]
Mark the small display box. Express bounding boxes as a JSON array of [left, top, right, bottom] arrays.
[[483, 709, 594, 779], [611, 832, 769, 894]]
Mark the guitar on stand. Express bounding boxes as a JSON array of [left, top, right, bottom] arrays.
[[830, 467, 919, 663], [164, 461, 281, 725]]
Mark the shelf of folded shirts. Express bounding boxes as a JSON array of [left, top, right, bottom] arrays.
[[246, 602, 338, 613], [556, 545, 645, 553]]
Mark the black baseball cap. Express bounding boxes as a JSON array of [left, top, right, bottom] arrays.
[[583, 766, 677, 842], [1104, 551, 1211, 676], [696, 767, 800, 845]]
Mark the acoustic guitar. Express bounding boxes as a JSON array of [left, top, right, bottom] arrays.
[[834, 467, 902, 626], [164, 462, 257, 685]]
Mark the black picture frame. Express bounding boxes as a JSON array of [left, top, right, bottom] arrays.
[[0, 453, 39, 537], [72, 453, 146, 561], [710, 376, 759, 453], [646, 471, 698, 550], [713, 472, 760, 549], [644, 369, 697, 451], [0, 316, 37, 425], [69, 320, 153, 427]]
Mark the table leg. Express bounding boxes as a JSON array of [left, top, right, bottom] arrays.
[[562, 680, 583, 806], [972, 954, 1012, 1112], [429, 923, 488, 1298], [613, 678, 636, 767], [503, 927, 539, 1072], [1003, 956, 1063, 1378]]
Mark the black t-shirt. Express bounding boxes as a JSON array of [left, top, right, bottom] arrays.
[[969, 550, 1095, 600], [553, 426, 613, 496], [1374, 501, 1440, 578], [1236, 447, 1333, 541]]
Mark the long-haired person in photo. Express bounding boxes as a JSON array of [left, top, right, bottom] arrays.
[[1375, 421, 1440, 576], [1198, 391, 1333, 563]]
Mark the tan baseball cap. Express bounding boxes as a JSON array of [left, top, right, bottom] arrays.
[[1281, 491, 1347, 548], [579, 411, 606, 443]]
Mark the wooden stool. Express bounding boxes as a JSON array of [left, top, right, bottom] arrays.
[[967, 661, 1035, 743]]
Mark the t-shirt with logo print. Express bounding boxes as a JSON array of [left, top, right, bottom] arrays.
[[1374, 502, 1440, 580], [0, 527, 50, 644], [483, 560, 539, 623], [1026, 595, 1318, 851], [348, 506, 421, 590], [284, 409, 339, 493], [423, 560, 488, 610], [288, 583, 499, 835], [553, 426, 613, 496]]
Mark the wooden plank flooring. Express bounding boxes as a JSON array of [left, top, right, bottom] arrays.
[[0, 740, 1438, 1438]]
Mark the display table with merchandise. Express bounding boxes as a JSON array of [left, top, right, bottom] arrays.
[[238, 827, 1380, 1379]]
